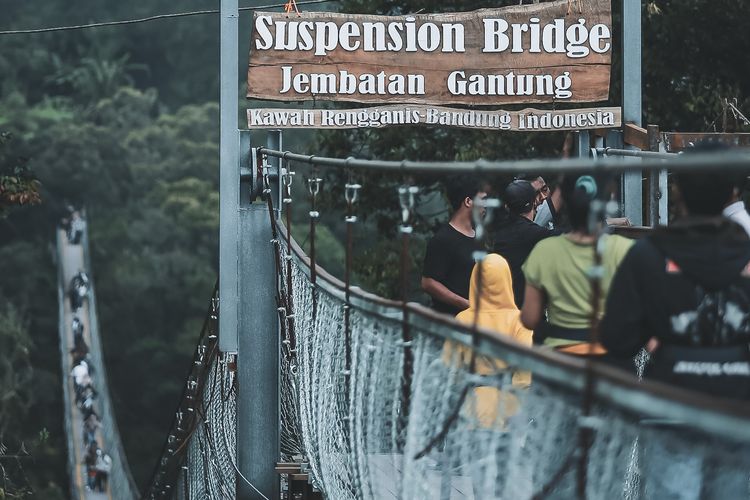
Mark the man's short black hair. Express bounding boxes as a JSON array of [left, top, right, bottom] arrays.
[[514, 173, 542, 181], [445, 175, 485, 211], [675, 172, 734, 216], [679, 140, 737, 216]]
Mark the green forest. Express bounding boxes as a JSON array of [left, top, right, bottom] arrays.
[[1, 0, 748, 496]]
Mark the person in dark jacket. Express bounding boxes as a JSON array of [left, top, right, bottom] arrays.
[[601, 166, 750, 499], [491, 180, 559, 308], [601, 170, 750, 400]]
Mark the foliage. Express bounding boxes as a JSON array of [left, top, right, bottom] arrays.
[[0, 133, 41, 216]]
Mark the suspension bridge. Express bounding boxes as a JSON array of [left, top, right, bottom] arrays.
[[45, 0, 750, 497], [53, 148, 750, 500]]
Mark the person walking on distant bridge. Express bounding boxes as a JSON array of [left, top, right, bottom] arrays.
[[422, 176, 487, 316], [83, 411, 101, 449], [94, 448, 112, 492], [84, 442, 98, 491]]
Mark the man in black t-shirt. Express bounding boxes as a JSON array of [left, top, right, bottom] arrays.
[[421, 177, 486, 316]]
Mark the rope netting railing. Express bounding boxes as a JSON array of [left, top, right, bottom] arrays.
[[143, 286, 239, 500], [274, 228, 750, 499], [261, 148, 750, 500]]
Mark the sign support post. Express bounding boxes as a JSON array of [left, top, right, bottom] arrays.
[[219, 0, 239, 355], [220, 0, 280, 498], [622, 0, 643, 225]]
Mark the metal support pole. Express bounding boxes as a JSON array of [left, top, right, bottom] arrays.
[[622, 0, 643, 226], [237, 204, 279, 500], [267, 131, 283, 218], [240, 131, 253, 207], [219, 0, 239, 354], [223, 0, 279, 497], [577, 130, 590, 159]]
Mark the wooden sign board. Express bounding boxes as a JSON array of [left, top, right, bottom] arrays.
[[247, 105, 621, 131], [247, 0, 612, 106]]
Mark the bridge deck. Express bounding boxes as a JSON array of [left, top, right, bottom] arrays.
[[368, 454, 475, 499], [60, 230, 112, 500]]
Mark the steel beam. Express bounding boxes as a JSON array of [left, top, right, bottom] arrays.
[[237, 204, 279, 500], [622, 0, 643, 225], [577, 130, 590, 159], [219, 0, 239, 354]]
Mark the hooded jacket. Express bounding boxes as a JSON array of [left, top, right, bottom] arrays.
[[601, 218, 750, 400], [443, 254, 533, 428]]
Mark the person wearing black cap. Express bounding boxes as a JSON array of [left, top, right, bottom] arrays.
[[491, 180, 560, 308]]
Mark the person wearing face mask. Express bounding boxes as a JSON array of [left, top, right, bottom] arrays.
[[492, 180, 560, 308]]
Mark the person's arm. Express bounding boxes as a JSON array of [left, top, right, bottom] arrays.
[[421, 277, 469, 311], [600, 247, 651, 357], [520, 284, 545, 330], [548, 187, 562, 220]]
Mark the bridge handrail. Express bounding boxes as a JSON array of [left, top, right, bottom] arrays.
[[55, 230, 81, 500], [141, 284, 223, 500], [257, 147, 750, 175], [281, 223, 750, 443], [80, 224, 141, 498]]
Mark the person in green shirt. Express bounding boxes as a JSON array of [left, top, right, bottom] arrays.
[[520, 176, 634, 355]]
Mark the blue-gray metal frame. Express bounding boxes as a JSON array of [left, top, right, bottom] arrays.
[[237, 204, 280, 500], [622, 0, 644, 225], [219, 0, 239, 354]]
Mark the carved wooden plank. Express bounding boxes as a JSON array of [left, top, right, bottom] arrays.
[[623, 122, 648, 150], [247, 105, 621, 131], [247, 0, 612, 105]]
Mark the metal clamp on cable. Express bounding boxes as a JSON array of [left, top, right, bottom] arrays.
[[308, 177, 322, 219], [578, 415, 604, 430], [282, 168, 295, 204], [471, 196, 501, 243], [344, 183, 362, 223], [398, 185, 419, 234], [345, 183, 362, 204], [262, 158, 272, 196]]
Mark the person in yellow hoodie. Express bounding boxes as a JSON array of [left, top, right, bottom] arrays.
[[443, 253, 533, 428], [441, 253, 534, 498]]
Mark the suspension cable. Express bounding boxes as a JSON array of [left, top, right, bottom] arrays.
[[258, 148, 750, 175], [396, 182, 418, 450], [0, 0, 336, 35], [282, 157, 297, 362], [308, 168, 322, 321]]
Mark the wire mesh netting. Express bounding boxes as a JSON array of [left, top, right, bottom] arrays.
[[278, 236, 750, 500], [175, 357, 238, 500], [146, 219, 750, 500], [144, 287, 238, 500]]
